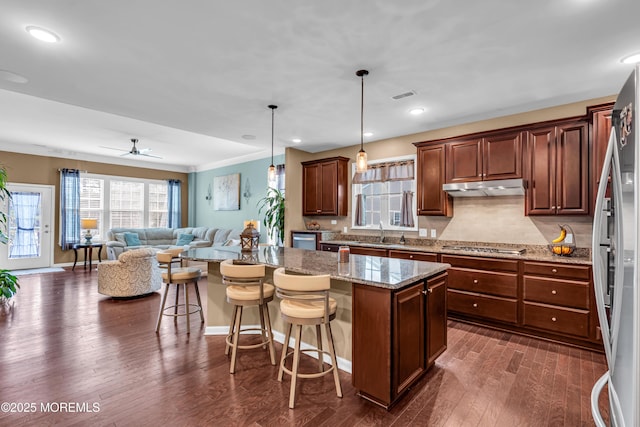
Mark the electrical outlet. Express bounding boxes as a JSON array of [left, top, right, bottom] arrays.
[[343, 226, 348, 233], [430, 229, 437, 238], [331, 220, 337, 225], [419, 228, 427, 237]]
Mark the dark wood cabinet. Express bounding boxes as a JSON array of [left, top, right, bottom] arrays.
[[445, 130, 523, 183], [588, 103, 614, 212], [416, 143, 452, 216], [353, 272, 448, 408], [525, 120, 589, 215], [301, 157, 349, 216], [349, 246, 387, 257], [522, 261, 592, 339]]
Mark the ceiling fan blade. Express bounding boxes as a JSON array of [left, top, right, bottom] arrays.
[[100, 146, 128, 152], [140, 153, 163, 159]]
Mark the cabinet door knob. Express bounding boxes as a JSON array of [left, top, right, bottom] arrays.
[[409, 255, 413, 259], [473, 303, 478, 308], [551, 268, 558, 273], [473, 279, 478, 284], [422, 290, 428, 295], [551, 317, 557, 322], [317, 209, 321, 213], [551, 290, 557, 295], [428, 288, 433, 293]]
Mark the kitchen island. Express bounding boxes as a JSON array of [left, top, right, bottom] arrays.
[[181, 245, 450, 408]]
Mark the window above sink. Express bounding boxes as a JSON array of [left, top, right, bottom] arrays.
[[351, 154, 418, 232]]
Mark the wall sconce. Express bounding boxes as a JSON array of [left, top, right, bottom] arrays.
[[205, 183, 212, 204], [243, 178, 252, 205]]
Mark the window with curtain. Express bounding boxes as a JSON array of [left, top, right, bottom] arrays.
[[351, 156, 417, 231], [71, 173, 173, 242], [8, 192, 41, 258], [167, 179, 181, 228]]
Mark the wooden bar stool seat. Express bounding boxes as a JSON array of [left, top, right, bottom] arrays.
[[155, 248, 204, 334], [273, 267, 342, 409], [220, 259, 276, 374]]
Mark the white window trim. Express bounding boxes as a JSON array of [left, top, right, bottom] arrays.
[[351, 154, 418, 231]]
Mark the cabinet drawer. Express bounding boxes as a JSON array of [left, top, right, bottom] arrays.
[[350, 246, 388, 257], [523, 261, 590, 280], [448, 290, 517, 324], [448, 268, 517, 297], [441, 255, 518, 272], [388, 250, 438, 262], [523, 302, 589, 338], [523, 276, 589, 309]]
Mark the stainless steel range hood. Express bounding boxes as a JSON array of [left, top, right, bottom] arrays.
[[442, 178, 525, 197]]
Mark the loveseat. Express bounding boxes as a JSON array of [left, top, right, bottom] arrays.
[[105, 226, 241, 260]]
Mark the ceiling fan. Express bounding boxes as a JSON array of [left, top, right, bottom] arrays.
[[101, 138, 162, 159]]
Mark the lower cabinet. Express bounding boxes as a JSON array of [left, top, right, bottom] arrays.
[[352, 272, 448, 408]]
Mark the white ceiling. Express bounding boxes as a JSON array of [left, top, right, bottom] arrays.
[[0, 0, 638, 173]]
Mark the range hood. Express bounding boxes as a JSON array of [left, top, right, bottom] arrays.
[[442, 178, 526, 197]]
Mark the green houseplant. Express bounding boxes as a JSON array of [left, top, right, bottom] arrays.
[[0, 165, 19, 303], [257, 187, 285, 246]]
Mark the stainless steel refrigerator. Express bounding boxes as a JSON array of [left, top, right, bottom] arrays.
[[591, 64, 640, 427]]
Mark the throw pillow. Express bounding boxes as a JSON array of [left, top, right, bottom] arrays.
[[123, 232, 142, 246], [114, 233, 126, 244], [176, 233, 195, 246]]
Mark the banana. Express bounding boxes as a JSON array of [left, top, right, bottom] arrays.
[[552, 225, 567, 243]]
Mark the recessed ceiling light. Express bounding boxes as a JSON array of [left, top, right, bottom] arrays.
[[292, 138, 302, 143], [409, 108, 425, 115], [363, 132, 373, 137], [0, 70, 28, 84], [26, 26, 60, 43], [621, 52, 640, 64]]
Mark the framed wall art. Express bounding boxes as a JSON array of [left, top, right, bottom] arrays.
[[213, 173, 240, 211]]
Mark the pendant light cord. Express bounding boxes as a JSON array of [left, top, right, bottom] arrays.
[[360, 74, 364, 150], [268, 105, 277, 165]]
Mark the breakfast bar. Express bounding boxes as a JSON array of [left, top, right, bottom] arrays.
[[182, 245, 450, 408]]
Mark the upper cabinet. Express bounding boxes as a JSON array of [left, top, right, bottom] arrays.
[[525, 120, 589, 215], [301, 156, 349, 216], [588, 103, 614, 213], [445, 130, 523, 183], [416, 143, 452, 216]]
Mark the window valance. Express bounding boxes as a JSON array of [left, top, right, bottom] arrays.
[[352, 159, 414, 184]]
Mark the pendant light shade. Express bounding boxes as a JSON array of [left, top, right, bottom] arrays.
[[356, 69, 369, 173], [268, 105, 277, 181]]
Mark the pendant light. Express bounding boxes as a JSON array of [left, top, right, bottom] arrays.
[[268, 105, 277, 181], [356, 69, 369, 173]]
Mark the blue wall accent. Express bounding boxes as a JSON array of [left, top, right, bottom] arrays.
[[190, 155, 284, 242]]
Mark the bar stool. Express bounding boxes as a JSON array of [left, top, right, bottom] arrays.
[[273, 267, 342, 409], [219, 259, 276, 374], [155, 248, 204, 334]]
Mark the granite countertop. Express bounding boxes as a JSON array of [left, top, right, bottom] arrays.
[[181, 245, 449, 290], [321, 239, 592, 265]]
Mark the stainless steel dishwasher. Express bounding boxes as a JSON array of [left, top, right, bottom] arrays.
[[291, 232, 318, 250]]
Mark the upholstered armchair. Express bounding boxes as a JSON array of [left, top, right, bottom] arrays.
[[98, 248, 162, 297]]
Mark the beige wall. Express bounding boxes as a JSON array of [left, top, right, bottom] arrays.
[[1, 151, 189, 265], [285, 95, 615, 248]]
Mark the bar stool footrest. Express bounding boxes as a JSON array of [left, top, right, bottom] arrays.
[[161, 304, 202, 317], [225, 327, 272, 350], [281, 348, 335, 379]]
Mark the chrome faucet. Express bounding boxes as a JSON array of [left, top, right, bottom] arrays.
[[379, 223, 385, 243]]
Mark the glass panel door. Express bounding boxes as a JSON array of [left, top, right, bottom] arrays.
[[0, 184, 53, 270]]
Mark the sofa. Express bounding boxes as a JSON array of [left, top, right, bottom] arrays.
[[105, 226, 241, 260], [98, 248, 163, 297]]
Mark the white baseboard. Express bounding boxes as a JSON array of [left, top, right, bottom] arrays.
[[205, 325, 352, 374]]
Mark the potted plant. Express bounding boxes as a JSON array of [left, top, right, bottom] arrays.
[[257, 187, 285, 246], [0, 165, 19, 305]]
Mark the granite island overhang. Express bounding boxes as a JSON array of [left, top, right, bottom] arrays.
[[181, 245, 450, 408]]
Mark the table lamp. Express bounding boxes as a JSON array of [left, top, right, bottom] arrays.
[[80, 218, 98, 244]]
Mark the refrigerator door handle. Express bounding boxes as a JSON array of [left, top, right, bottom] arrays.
[[591, 371, 609, 427]]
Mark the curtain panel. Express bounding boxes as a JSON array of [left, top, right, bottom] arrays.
[[167, 179, 182, 228], [60, 168, 81, 250]]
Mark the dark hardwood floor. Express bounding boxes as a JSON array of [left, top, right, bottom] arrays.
[[0, 268, 609, 426]]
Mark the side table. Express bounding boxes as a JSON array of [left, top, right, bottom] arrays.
[[72, 242, 104, 271]]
